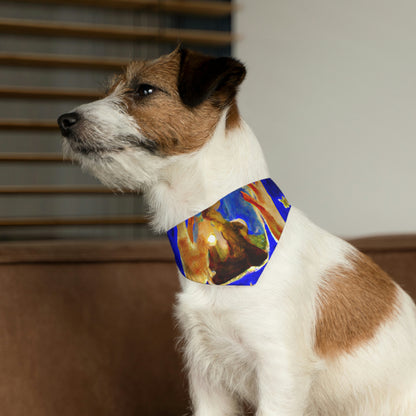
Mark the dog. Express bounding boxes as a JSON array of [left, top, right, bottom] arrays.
[[58, 47, 416, 415]]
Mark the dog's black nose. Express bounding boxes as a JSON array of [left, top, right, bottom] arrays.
[[57, 112, 80, 136]]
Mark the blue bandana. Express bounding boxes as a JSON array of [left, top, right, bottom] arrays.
[[167, 179, 291, 286]]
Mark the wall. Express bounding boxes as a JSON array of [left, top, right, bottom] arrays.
[[234, 0, 416, 238]]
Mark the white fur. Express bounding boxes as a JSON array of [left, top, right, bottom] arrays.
[[145, 113, 269, 232], [63, 95, 416, 415], [63, 89, 169, 192]]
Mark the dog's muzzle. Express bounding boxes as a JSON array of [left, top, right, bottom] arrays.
[[57, 112, 80, 137]]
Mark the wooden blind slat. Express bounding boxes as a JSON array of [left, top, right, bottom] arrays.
[[9, 0, 234, 17], [0, 18, 234, 46], [0, 52, 129, 70], [0, 215, 148, 226], [0, 87, 101, 100], [0, 120, 58, 130], [0, 153, 64, 162], [155, 0, 234, 16], [0, 186, 129, 195]]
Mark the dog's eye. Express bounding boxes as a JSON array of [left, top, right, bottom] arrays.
[[134, 84, 156, 98]]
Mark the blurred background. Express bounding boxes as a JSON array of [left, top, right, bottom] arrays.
[[0, 0, 415, 241], [235, 0, 416, 238]]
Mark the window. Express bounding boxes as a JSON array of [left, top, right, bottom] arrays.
[[0, 0, 233, 240]]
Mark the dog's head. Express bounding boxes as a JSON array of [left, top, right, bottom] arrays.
[[58, 47, 246, 191]]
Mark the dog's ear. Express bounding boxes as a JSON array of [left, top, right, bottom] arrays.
[[178, 48, 246, 108]]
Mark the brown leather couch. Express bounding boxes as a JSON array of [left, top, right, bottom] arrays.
[[0, 235, 415, 416]]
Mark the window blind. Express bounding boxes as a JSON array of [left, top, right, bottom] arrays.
[[0, 0, 234, 241]]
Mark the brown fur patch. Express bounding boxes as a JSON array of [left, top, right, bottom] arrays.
[[108, 50, 224, 156], [226, 99, 241, 131], [315, 251, 398, 358]]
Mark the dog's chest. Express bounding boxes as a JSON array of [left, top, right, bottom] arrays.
[[176, 290, 257, 391]]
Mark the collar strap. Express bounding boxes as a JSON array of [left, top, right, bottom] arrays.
[[167, 178, 291, 286]]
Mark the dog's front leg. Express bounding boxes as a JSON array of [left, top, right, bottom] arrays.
[[189, 368, 241, 416], [254, 346, 312, 416]]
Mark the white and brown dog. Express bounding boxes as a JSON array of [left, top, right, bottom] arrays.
[[58, 48, 416, 415]]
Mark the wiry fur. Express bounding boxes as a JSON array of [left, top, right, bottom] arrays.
[[58, 48, 416, 415]]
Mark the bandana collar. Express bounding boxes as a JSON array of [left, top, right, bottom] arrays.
[[167, 178, 291, 286]]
